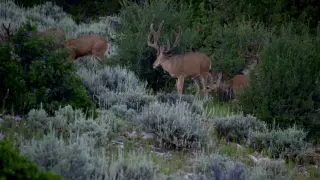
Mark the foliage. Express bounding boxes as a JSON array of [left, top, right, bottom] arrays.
[[212, 115, 268, 143], [192, 153, 292, 180], [115, 0, 195, 92], [247, 126, 308, 160], [0, 44, 26, 113], [20, 133, 109, 179], [135, 101, 208, 149], [107, 151, 161, 180], [239, 23, 320, 140], [212, 0, 320, 30], [78, 65, 154, 112], [247, 160, 290, 180], [26, 105, 125, 147], [0, 21, 96, 116], [193, 154, 247, 180], [0, 139, 63, 180], [156, 92, 205, 114], [13, 0, 122, 24]]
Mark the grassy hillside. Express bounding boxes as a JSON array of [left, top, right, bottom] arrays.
[[0, 0, 319, 179]]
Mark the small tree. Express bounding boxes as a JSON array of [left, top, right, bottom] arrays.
[[0, 21, 96, 116]]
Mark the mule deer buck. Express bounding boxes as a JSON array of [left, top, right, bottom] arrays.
[[147, 20, 212, 98], [208, 40, 262, 100], [65, 35, 110, 63]]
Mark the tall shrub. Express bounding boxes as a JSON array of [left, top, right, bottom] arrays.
[[239, 23, 320, 140], [0, 21, 96, 115]]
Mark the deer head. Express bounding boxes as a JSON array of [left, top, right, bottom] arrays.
[[147, 20, 182, 68], [238, 40, 262, 75]]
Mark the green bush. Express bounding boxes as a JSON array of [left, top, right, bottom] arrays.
[[0, 44, 26, 113], [135, 101, 208, 149], [212, 115, 268, 143], [247, 126, 308, 160], [239, 23, 320, 140], [0, 139, 63, 179], [0, 21, 96, 116]]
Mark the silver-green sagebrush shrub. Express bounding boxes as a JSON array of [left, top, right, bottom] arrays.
[[247, 126, 308, 160], [156, 93, 205, 115], [248, 159, 292, 180], [191, 154, 292, 180], [135, 101, 208, 149], [20, 133, 109, 179], [213, 115, 268, 142], [26, 105, 126, 147], [108, 150, 160, 180], [192, 154, 246, 180], [1, 0, 118, 44], [78, 65, 155, 112]]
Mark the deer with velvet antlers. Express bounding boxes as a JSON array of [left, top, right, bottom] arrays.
[[147, 20, 212, 98]]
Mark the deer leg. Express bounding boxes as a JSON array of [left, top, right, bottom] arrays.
[[193, 77, 201, 98], [200, 74, 208, 98], [176, 76, 185, 101]]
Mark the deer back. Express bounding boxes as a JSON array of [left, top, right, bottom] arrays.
[[65, 35, 108, 59], [162, 52, 211, 78]]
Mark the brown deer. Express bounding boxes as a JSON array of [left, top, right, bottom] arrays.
[[65, 35, 109, 63], [208, 40, 262, 100], [147, 20, 212, 98]]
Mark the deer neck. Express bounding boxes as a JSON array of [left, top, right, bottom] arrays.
[[160, 56, 174, 73], [241, 61, 258, 75]]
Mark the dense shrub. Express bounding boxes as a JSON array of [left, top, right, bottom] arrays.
[[78, 65, 154, 112], [212, 115, 268, 142], [156, 92, 205, 114], [20, 133, 109, 179], [0, 44, 26, 113], [248, 159, 291, 180], [135, 101, 208, 149], [0, 21, 96, 115], [212, 0, 320, 30], [193, 154, 247, 180], [26, 105, 125, 147], [247, 126, 308, 160], [0, 139, 63, 179], [192, 154, 292, 180], [107, 151, 160, 180], [239, 23, 320, 140]]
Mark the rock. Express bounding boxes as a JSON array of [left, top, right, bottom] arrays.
[[111, 140, 124, 149], [141, 132, 155, 140], [126, 131, 138, 138], [236, 143, 243, 151], [183, 173, 195, 180]]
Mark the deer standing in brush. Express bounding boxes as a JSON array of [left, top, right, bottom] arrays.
[[147, 20, 212, 98], [65, 35, 110, 63], [208, 40, 262, 100]]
